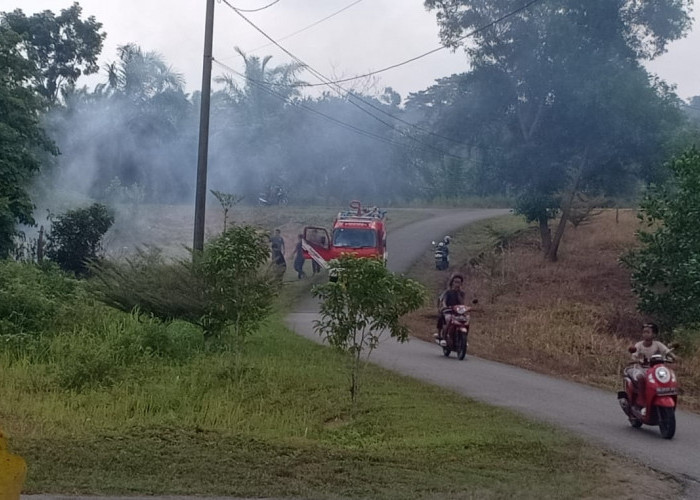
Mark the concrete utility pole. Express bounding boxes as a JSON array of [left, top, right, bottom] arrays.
[[193, 0, 216, 253]]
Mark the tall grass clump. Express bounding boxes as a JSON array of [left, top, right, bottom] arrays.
[[90, 225, 275, 343], [0, 261, 78, 337]]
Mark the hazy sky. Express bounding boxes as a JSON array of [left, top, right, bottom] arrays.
[[4, 0, 699, 100]]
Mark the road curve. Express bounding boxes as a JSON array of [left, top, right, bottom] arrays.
[[285, 208, 700, 496]]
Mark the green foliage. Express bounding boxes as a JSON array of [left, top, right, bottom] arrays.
[[2, 2, 106, 102], [210, 189, 244, 231], [313, 255, 425, 404], [418, 0, 689, 258], [90, 225, 274, 341], [515, 192, 559, 225], [622, 147, 700, 330], [0, 28, 56, 257], [46, 203, 115, 275], [0, 260, 77, 337], [50, 316, 203, 391]]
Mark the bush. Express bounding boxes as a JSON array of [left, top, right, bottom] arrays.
[[622, 147, 700, 331], [90, 225, 275, 342], [0, 260, 78, 337], [46, 203, 115, 276]]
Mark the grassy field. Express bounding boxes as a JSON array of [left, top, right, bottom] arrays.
[[1, 315, 679, 498], [0, 205, 686, 498], [406, 210, 700, 412]]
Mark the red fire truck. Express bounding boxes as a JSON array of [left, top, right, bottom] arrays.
[[302, 200, 387, 270]]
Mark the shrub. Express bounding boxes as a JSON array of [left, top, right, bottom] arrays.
[[0, 260, 78, 337], [90, 225, 275, 342], [622, 147, 700, 331], [313, 255, 425, 405], [46, 203, 115, 276]]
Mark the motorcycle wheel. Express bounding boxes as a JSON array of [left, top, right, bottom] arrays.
[[657, 406, 676, 439], [456, 333, 467, 360]]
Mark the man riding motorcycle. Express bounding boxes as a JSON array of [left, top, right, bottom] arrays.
[[434, 274, 466, 346]]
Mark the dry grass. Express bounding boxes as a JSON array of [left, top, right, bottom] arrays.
[[407, 210, 700, 412]]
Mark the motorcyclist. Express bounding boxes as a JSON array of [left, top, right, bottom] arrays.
[[434, 273, 465, 346], [624, 322, 675, 403]]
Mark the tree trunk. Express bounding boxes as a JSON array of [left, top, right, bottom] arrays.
[[546, 157, 586, 262], [546, 205, 569, 262], [538, 216, 552, 255]]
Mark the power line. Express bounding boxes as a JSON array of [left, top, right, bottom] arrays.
[[212, 58, 434, 153], [292, 0, 543, 88], [248, 0, 364, 54], [220, 0, 468, 160], [227, 0, 281, 13]]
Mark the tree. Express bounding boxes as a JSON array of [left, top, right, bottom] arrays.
[[210, 189, 244, 231], [1, 2, 105, 103], [313, 256, 425, 406], [622, 148, 700, 331], [0, 28, 56, 257], [46, 203, 114, 275], [424, 0, 690, 260], [80, 43, 192, 199]]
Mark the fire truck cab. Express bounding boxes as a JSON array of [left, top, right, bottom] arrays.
[[302, 201, 387, 269]]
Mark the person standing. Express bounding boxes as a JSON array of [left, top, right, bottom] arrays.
[[291, 234, 306, 279], [270, 229, 285, 255], [270, 243, 286, 282]]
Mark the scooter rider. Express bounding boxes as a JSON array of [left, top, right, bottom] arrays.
[[434, 274, 465, 346], [625, 322, 676, 399]]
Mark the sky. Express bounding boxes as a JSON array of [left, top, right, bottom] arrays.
[[3, 0, 699, 100]]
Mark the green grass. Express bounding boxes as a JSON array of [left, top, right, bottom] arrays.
[[0, 211, 680, 498], [1, 314, 678, 498]]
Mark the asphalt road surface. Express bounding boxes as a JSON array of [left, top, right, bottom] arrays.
[[286, 208, 700, 498]]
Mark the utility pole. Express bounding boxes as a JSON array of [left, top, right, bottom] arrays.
[[193, 0, 216, 253]]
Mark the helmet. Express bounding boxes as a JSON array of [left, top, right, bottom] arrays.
[[443, 235, 451, 244]]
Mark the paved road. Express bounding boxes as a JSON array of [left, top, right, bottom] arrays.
[[286, 208, 700, 497]]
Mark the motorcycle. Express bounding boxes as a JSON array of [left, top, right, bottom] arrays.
[[258, 186, 289, 206], [432, 236, 450, 270], [435, 303, 472, 360], [617, 347, 678, 439]]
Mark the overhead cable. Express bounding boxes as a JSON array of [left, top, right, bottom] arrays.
[[226, 0, 281, 13], [290, 0, 544, 87], [249, 0, 364, 53], [220, 0, 468, 160], [212, 58, 434, 153]]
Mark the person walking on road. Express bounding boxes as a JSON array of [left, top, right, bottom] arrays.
[[292, 234, 306, 279]]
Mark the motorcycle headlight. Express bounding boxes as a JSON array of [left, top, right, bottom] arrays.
[[655, 366, 671, 384]]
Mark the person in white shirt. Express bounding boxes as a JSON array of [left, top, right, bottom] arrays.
[[625, 322, 675, 401]]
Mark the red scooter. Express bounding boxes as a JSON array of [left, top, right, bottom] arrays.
[[435, 304, 472, 360], [617, 347, 678, 439]]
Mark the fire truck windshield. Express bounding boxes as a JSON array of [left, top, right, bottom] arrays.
[[332, 228, 377, 248]]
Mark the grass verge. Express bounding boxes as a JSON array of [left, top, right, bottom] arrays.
[[1, 315, 679, 498]]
